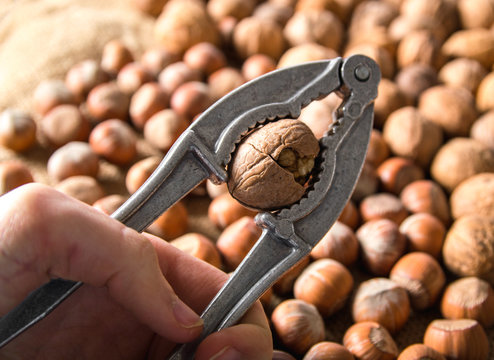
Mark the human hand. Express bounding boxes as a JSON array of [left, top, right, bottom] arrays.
[[0, 184, 272, 359]]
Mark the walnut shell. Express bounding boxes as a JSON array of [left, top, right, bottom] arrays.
[[450, 173, 494, 220], [470, 110, 494, 149], [347, 1, 398, 41], [442, 28, 494, 69], [228, 119, 319, 210], [207, 0, 256, 21], [438, 58, 487, 94], [394, 64, 438, 105], [397, 30, 445, 70], [294, 0, 354, 24]]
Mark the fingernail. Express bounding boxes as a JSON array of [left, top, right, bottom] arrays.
[[172, 299, 203, 328], [209, 346, 242, 360]]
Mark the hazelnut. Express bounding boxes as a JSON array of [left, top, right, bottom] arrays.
[[352, 162, 379, 202], [228, 119, 319, 211], [207, 192, 257, 229], [233, 17, 286, 60], [450, 173, 494, 220], [40, 105, 90, 149], [377, 157, 425, 195], [399, 213, 445, 258], [273, 256, 310, 295], [418, 85, 478, 137], [400, 179, 450, 225], [116, 62, 154, 95], [143, 109, 189, 153], [442, 215, 494, 285], [470, 110, 494, 149], [271, 299, 326, 355], [430, 138, 494, 193], [372, 79, 408, 128], [205, 179, 228, 199], [0, 109, 37, 152], [303, 342, 354, 360], [298, 98, 337, 140], [310, 221, 359, 266], [89, 119, 137, 165], [129, 82, 169, 130], [65, 59, 109, 102], [277, 43, 339, 68], [158, 62, 202, 96], [208, 67, 245, 102], [383, 107, 443, 168], [396, 30, 445, 70], [139, 47, 179, 78], [356, 218, 407, 276], [293, 258, 353, 317], [93, 194, 128, 215], [33, 79, 77, 116], [441, 276, 494, 328], [397, 344, 446, 360], [216, 216, 261, 270], [86, 82, 130, 122], [170, 81, 213, 121], [338, 199, 360, 230], [476, 71, 494, 112], [359, 192, 409, 225], [366, 129, 389, 168], [131, 0, 167, 17], [438, 58, 487, 94], [47, 141, 99, 182], [442, 28, 494, 69], [343, 321, 399, 360], [395, 64, 438, 105], [169, 233, 222, 268], [390, 252, 446, 310], [352, 277, 410, 334], [457, 0, 494, 29], [125, 156, 161, 194], [183, 42, 227, 76], [146, 201, 188, 240], [272, 350, 296, 360], [283, 10, 343, 52], [54, 175, 105, 205], [100, 39, 134, 77], [0, 161, 34, 195], [423, 319, 490, 360], [241, 54, 277, 82], [206, 0, 256, 21]]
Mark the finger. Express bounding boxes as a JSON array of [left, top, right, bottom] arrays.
[[0, 183, 202, 343]]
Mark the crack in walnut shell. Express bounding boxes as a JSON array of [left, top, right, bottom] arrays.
[[227, 119, 320, 211]]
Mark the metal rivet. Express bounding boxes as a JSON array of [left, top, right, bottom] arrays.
[[355, 65, 370, 82]]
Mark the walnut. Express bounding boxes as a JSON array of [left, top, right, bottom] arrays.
[[450, 173, 494, 220], [228, 119, 320, 210], [442, 29, 494, 69], [207, 0, 256, 21], [388, 15, 440, 43], [294, 0, 355, 24], [396, 30, 445, 70], [457, 0, 494, 29], [277, 43, 339, 68], [372, 79, 408, 128], [394, 64, 438, 105], [347, 1, 398, 41], [438, 58, 487, 94]]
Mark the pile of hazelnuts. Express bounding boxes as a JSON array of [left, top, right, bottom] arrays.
[[1, 0, 494, 359]]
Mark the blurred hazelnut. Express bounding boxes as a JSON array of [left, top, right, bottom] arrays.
[[366, 129, 389, 168], [100, 39, 134, 77], [116, 62, 154, 95], [338, 199, 360, 230], [65, 59, 109, 102], [277, 43, 339, 68], [470, 110, 494, 149], [92, 194, 128, 215], [54, 175, 105, 204], [140, 47, 179, 78], [396, 30, 445, 70], [399, 213, 445, 258], [299, 99, 336, 140], [252, 2, 294, 26], [40, 105, 90, 149], [457, 0, 494, 29], [442, 215, 494, 285], [450, 173, 494, 220], [438, 58, 487, 94], [423, 319, 489, 360], [208, 67, 245, 101], [216, 216, 261, 270], [356, 218, 407, 276], [310, 221, 359, 266], [208, 192, 257, 229], [0, 161, 34, 195], [89, 119, 137, 165], [372, 79, 408, 128], [47, 141, 99, 182], [170, 233, 222, 268], [390, 252, 446, 310], [33, 80, 77, 116], [397, 344, 446, 360], [146, 201, 188, 240], [343, 321, 399, 360], [143, 109, 189, 153], [125, 156, 161, 195], [241, 54, 276, 81], [158, 62, 202, 96], [271, 299, 326, 355], [442, 28, 494, 69], [86, 82, 130, 122], [273, 256, 310, 295], [170, 81, 212, 121], [377, 157, 425, 195], [207, 0, 256, 21], [476, 71, 494, 112], [395, 64, 438, 105], [129, 82, 169, 129], [272, 350, 296, 360], [183, 42, 227, 76], [217, 16, 238, 46], [303, 342, 354, 360], [441, 276, 494, 328], [205, 179, 228, 199], [131, 0, 167, 17], [359, 192, 409, 225], [0, 109, 37, 152], [352, 162, 379, 202], [352, 277, 410, 334]]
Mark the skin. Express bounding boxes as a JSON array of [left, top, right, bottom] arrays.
[[0, 184, 272, 359]]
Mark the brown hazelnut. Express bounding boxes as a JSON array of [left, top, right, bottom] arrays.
[[100, 39, 134, 77], [476, 71, 494, 112], [183, 42, 227, 76], [89, 119, 137, 165], [217, 16, 238, 46], [233, 17, 286, 60], [272, 350, 296, 360], [430, 138, 494, 193], [470, 110, 494, 149], [154, 0, 220, 54], [423, 319, 490, 360], [139, 47, 179, 78], [169, 233, 222, 268], [40, 105, 90, 148], [216, 216, 261, 270], [273, 256, 310, 295], [65, 59, 109, 102], [344, 43, 394, 79], [208, 67, 245, 102], [366, 129, 389, 168], [303, 342, 354, 360], [372, 79, 408, 128], [457, 0, 494, 29], [399, 213, 445, 258], [395, 64, 438, 105], [298, 99, 336, 140], [86, 82, 130, 122], [158, 62, 202, 96], [359, 192, 409, 225], [207, 192, 257, 229], [170, 81, 213, 121], [310, 221, 359, 266], [396, 30, 445, 70], [377, 157, 425, 195], [228, 119, 319, 211], [125, 156, 161, 194], [241, 54, 277, 82], [397, 344, 446, 360], [442, 215, 494, 285], [271, 299, 326, 355], [0, 161, 34, 195], [438, 58, 487, 94], [205, 179, 228, 199], [442, 28, 494, 69], [129, 82, 169, 129], [294, 258, 353, 317], [450, 173, 494, 220], [356, 218, 407, 276], [390, 252, 446, 310], [441, 276, 494, 328], [352, 277, 410, 334], [207, 0, 256, 21], [143, 109, 189, 153], [146, 201, 188, 240], [338, 199, 360, 230], [383, 107, 443, 168], [342, 321, 399, 360], [93, 194, 128, 215], [33, 80, 77, 116], [0, 109, 37, 152], [277, 43, 339, 68], [54, 175, 105, 205], [131, 0, 168, 17], [47, 141, 99, 182], [116, 62, 154, 95], [352, 162, 379, 202]]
